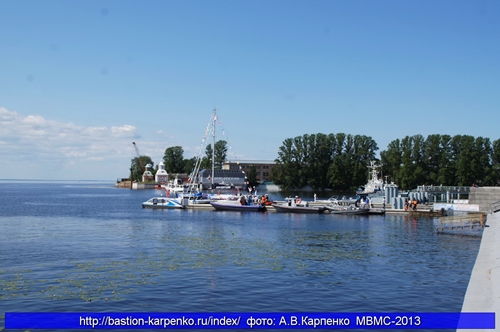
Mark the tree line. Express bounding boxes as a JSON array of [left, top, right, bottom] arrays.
[[272, 133, 500, 191], [271, 133, 378, 191], [380, 134, 500, 190], [130, 133, 500, 190], [130, 141, 229, 182]]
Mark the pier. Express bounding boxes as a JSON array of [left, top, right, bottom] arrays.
[[413, 185, 471, 202], [436, 214, 486, 233], [458, 203, 500, 332]]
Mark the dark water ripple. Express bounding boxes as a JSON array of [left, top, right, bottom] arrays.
[[0, 182, 481, 331]]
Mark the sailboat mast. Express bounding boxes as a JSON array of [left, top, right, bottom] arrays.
[[211, 108, 216, 187]]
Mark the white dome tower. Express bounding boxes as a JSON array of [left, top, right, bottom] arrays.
[[155, 161, 169, 184]]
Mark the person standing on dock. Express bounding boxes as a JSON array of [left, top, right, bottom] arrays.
[[382, 197, 386, 209]]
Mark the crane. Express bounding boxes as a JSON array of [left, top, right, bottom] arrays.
[[132, 142, 145, 180]]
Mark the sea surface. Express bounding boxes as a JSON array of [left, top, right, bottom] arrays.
[[0, 181, 482, 331]]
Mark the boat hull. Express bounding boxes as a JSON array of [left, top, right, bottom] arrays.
[[272, 203, 325, 214], [142, 197, 185, 209], [324, 206, 370, 215], [368, 208, 386, 215], [210, 201, 266, 212]]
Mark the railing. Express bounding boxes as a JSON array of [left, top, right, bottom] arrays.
[[489, 201, 500, 214], [436, 214, 486, 233], [413, 185, 471, 193]]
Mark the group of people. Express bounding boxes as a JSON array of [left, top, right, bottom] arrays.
[[404, 198, 419, 211], [359, 197, 373, 208], [260, 194, 271, 205], [239, 194, 272, 206]]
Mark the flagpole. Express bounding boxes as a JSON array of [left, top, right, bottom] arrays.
[[212, 108, 216, 188]]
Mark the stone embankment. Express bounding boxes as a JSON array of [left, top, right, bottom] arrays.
[[458, 208, 500, 331], [469, 186, 500, 212]]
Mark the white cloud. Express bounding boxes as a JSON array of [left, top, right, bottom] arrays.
[[0, 107, 148, 180], [0, 107, 249, 180], [0, 107, 139, 161]]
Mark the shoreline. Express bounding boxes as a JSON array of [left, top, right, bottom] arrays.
[[458, 211, 500, 332]]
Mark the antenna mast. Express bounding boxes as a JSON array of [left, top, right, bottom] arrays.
[[212, 108, 216, 187]]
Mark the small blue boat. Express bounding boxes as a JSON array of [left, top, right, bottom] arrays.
[[142, 197, 185, 209]]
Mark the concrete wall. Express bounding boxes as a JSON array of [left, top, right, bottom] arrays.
[[132, 183, 156, 190], [468, 187, 500, 212], [458, 211, 500, 332]]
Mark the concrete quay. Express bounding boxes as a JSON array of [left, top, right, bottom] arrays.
[[458, 210, 500, 332]]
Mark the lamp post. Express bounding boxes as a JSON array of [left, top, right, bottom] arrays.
[[129, 168, 133, 189]]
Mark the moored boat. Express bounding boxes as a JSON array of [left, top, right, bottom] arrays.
[[272, 197, 326, 214], [368, 207, 386, 215], [142, 197, 185, 209], [357, 161, 386, 197], [210, 197, 266, 212], [272, 203, 326, 213], [323, 204, 370, 215]]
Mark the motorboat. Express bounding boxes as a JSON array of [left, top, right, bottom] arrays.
[[162, 176, 186, 193], [323, 204, 370, 215], [210, 196, 266, 212], [368, 207, 386, 215], [142, 197, 185, 209], [322, 197, 371, 215], [272, 197, 326, 214], [177, 192, 211, 205]]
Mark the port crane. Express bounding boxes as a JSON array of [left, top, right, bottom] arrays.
[[132, 142, 145, 181]]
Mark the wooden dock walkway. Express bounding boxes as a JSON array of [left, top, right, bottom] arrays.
[[436, 214, 486, 233]]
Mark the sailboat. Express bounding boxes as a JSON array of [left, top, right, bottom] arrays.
[[178, 108, 247, 205]]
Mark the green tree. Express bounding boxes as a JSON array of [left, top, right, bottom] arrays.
[[327, 133, 349, 190], [423, 134, 442, 184], [214, 140, 228, 169], [130, 156, 154, 182], [451, 135, 476, 186], [201, 144, 213, 170], [183, 157, 197, 174], [163, 146, 185, 174], [473, 137, 493, 186], [380, 138, 402, 185], [273, 138, 300, 190], [246, 166, 259, 188], [491, 139, 500, 185], [306, 133, 334, 190], [437, 135, 454, 185], [326, 134, 378, 191], [380, 133, 498, 188], [273, 132, 377, 191], [351, 135, 378, 189], [200, 140, 228, 170]]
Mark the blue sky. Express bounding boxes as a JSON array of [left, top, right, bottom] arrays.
[[1, 0, 499, 180]]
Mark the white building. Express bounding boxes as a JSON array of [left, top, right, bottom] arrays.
[[142, 163, 154, 182], [155, 161, 169, 184]]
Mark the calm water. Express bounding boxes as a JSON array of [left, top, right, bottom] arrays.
[[0, 181, 481, 331]]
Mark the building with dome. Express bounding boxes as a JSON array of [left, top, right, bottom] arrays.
[[155, 161, 169, 184], [142, 163, 154, 182]]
